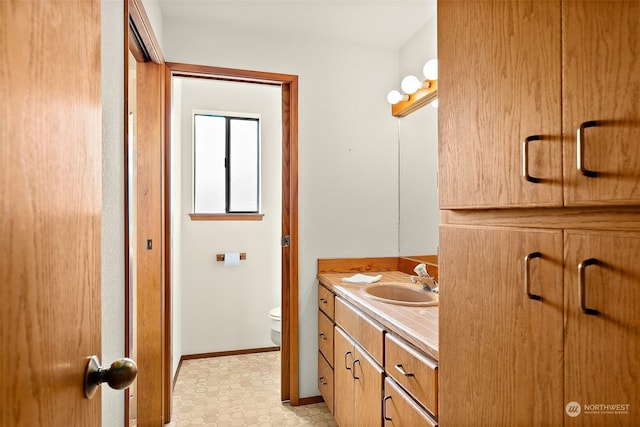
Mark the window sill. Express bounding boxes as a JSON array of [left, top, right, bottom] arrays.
[[189, 213, 264, 221]]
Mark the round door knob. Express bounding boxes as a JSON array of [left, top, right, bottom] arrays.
[[84, 355, 138, 399]]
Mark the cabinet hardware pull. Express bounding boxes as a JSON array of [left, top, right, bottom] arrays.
[[352, 359, 361, 380], [577, 121, 599, 177], [578, 258, 599, 315], [524, 252, 543, 300], [318, 376, 327, 386], [319, 333, 327, 340], [383, 395, 393, 421], [344, 351, 352, 370], [394, 364, 414, 377], [320, 298, 327, 304], [522, 135, 542, 183]]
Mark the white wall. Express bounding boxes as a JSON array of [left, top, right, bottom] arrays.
[[171, 78, 183, 379], [398, 17, 439, 256], [176, 78, 283, 355], [101, 0, 125, 425], [163, 18, 400, 398]]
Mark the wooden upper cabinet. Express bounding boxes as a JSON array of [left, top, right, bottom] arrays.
[[439, 0, 639, 209], [562, 0, 640, 206], [438, 0, 563, 209]]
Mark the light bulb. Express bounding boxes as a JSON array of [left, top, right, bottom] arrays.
[[387, 90, 408, 105], [423, 59, 438, 81], [401, 75, 422, 95]]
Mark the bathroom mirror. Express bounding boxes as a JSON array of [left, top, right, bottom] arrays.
[[396, 9, 439, 258], [397, 101, 439, 257]]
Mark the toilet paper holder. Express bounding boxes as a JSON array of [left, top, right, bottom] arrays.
[[216, 253, 247, 262]]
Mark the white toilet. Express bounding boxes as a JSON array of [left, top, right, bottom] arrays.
[[268, 306, 281, 346]]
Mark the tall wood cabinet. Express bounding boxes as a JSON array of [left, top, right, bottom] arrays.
[[438, 0, 639, 425]]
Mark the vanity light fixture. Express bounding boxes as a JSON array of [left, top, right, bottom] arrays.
[[401, 75, 430, 95], [387, 89, 409, 105], [387, 58, 438, 117]]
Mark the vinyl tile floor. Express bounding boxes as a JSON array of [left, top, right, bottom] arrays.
[[169, 351, 338, 427]]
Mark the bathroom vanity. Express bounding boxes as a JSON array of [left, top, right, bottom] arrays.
[[317, 257, 439, 427]]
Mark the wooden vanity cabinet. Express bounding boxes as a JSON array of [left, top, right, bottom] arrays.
[[318, 281, 440, 426], [317, 284, 335, 413], [334, 325, 384, 427], [384, 334, 438, 418], [438, 0, 640, 209]]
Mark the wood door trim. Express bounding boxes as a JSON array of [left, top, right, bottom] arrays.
[[126, 0, 172, 423], [128, 0, 164, 64], [165, 62, 300, 405]]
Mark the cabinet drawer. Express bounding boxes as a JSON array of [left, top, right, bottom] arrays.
[[318, 310, 334, 367], [384, 377, 437, 427], [318, 284, 335, 319], [385, 333, 438, 417], [335, 297, 384, 365], [318, 352, 334, 414]]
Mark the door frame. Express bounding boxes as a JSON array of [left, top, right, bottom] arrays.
[[126, 3, 300, 422], [164, 62, 300, 404]]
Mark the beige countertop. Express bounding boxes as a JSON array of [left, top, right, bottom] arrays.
[[318, 270, 439, 361]]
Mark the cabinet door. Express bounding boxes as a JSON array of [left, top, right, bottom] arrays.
[[563, 1, 640, 206], [353, 347, 384, 427], [438, 0, 562, 209], [439, 225, 564, 426], [334, 327, 355, 427], [564, 230, 640, 425]]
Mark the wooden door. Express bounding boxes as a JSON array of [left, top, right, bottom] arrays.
[[563, 0, 640, 206], [353, 346, 384, 427], [0, 0, 102, 425], [438, 0, 562, 209], [564, 230, 640, 425], [439, 225, 564, 426], [334, 327, 355, 427]]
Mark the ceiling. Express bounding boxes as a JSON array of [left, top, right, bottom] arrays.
[[157, 0, 437, 49]]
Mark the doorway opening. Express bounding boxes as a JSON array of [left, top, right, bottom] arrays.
[[165, 62, 299, 405]]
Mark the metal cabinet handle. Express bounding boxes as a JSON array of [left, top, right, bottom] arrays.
[[577, 121, 598, 177], [352, 359, 360, 380], [524, 252, 542, 300], [522, 135, 542, 183], [383, 395, 393, 421], [394, 363, 414, 377], [318, 376, 327, 386], [344, 351, 352, 370], [84, 356, 137, 399], [319, 298, 327, 304], [319, 333, 327, 341], [578, 258, 599, 315]]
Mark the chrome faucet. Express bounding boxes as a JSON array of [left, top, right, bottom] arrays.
[[412, 275, 439, 293], [411, 263, 439, 293]]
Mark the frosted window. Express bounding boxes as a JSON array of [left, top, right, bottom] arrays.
[[193, 113, 260, 214], [229, 119, 259, 212]]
